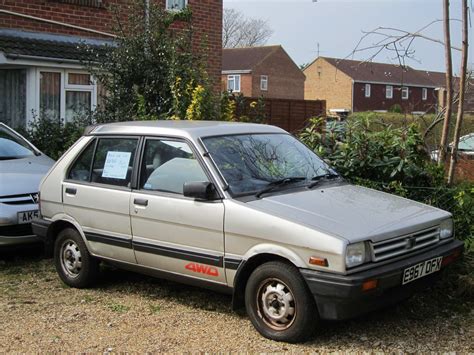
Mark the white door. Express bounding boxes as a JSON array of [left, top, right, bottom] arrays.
[[130, 138, 226, 284]]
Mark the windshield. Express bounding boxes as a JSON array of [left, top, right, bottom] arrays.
[[202, 133, 335, 196], [0, 125, 36, 160]]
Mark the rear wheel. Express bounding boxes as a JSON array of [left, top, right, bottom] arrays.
[[54, 228, 98, 288], [245, 261, 318, 343]]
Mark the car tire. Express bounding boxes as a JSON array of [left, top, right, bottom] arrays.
[[245, 261, 318, 343], [54, 228, 99, 288]]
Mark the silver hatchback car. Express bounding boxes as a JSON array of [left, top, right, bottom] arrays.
[[33, 121, 463, 342], [0, 123, 54, 246]]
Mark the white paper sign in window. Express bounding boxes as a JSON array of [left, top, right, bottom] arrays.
[[102, 151, 132, 179]]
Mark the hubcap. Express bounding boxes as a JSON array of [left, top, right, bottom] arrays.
[[256, 278, 296, 330], [60, 239, 82, 278]]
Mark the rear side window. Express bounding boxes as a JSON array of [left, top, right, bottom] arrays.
[[68, 139, 96, 182], [91, 138, 138, 187]]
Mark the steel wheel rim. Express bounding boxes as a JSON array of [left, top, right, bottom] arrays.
[[256, 278, 296, 331], [59, 239, 82, 278]]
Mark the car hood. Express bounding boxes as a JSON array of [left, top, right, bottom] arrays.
[[0, 154, 55, 196], [246, 183, 450, 243]]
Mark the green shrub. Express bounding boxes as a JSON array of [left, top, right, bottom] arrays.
[[20, 113, 91, 160], [82, 3, 214, 122]]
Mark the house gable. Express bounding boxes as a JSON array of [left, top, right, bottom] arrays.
[[304, 57, 353, 112]]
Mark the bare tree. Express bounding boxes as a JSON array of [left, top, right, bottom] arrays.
[[223, 8, 274, 48], [438, 0, 454, 165], [447, 0, 469, 184]]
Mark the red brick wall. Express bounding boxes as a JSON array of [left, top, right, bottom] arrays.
[[0, 0, 222, 90], [252, 47, 305, 100], [353, 83, 437, 113], [446, 153, 474, 182]]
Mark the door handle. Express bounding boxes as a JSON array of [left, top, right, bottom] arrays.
[[134, 198, 148, 207], [65, 187, 77, 195]]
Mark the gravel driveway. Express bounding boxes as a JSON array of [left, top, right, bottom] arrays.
[[0, 248, 472, 353]]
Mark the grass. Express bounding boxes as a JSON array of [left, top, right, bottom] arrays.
[[107, 303, 130, 313], [148, 304, 161, 314]]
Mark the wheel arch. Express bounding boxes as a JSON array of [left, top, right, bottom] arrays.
[[231, 252, 303, 311], [44, 214, 87, 257]]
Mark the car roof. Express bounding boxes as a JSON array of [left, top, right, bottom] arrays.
[[88, 120, 287, 139]]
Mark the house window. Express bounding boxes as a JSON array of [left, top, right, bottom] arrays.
[[386, 85, 393, 99], [401, 87, 409, 100], [260, 75, 268, 91], [40, 72, 61, 120], [38, 69, 96, 123], [364, 84, 371, 98], [227, 75, 241, 93], [65, 72, 94, 122], [422, 88, 428, 101], [166, 0, 188, 10], [0, 69, 26, 128]]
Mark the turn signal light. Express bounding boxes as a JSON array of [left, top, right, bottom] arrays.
[[309, 257, 328, 267], [362, 279, 378, 291]]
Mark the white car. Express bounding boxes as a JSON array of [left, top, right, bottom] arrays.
[[33, 121, 463, 342], [0, 123, 54, 246]]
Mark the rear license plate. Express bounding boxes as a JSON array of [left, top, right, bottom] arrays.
[[17, 210, 39, 224], [402, 257, 443, 285]]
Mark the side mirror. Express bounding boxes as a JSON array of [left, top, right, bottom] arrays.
[[183, 181, 219, 201]]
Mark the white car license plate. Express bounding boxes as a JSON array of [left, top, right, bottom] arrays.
[[402, 257, 443, 285], [17, 210, 39, 224]]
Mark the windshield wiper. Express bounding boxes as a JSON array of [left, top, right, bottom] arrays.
[[255, 177, 307, 198], [307, 172, 340, 189]]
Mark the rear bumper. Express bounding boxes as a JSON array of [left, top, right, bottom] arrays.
[[301, 239, 464, 320], [31, 218, 51, 240], [32, 219, 53, 255]]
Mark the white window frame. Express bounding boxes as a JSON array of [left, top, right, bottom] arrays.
[[386, 85, 393, 99], [35, 68, 97, 122], [422, 88, 428, 101], [401, 87, 409, 100], [364, 83, 371, 98], [166, 0, 188, 11], [260, 75, 268, 91], [227, 74, 241, 93]]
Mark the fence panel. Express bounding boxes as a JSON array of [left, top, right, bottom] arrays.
[[239, 97, 325, 133]]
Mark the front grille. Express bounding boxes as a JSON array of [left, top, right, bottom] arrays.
[[0, 224, 34, 237], [0, 193, 38, 205], [370, 227, 440, 262]]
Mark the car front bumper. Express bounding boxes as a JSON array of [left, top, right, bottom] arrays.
[[300, 239, 464, 320], [0, 224, 41, 246]]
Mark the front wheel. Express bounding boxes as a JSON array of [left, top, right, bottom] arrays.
[[54, 228, 99, 288], [245, 261, 318, 343]]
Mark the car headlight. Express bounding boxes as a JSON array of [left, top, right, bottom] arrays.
[[345, 242, 367, 268], [440, 219, 454, 239]]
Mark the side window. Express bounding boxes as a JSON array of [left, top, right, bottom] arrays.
[[67, 139, 96, 182], [140, 139, 207, 195], [91, 138, 138, 187]]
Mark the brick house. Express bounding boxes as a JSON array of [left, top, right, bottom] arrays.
[[0, 0, 222, 128], [222, 45, 305, 100], [304, 57, 446, 114]]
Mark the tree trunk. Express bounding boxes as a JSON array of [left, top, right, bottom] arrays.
[[439, 0, 453, 165], [447, 0, 469, 185]]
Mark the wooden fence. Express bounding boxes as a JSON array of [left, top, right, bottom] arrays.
[[237, 97, 326, 133]]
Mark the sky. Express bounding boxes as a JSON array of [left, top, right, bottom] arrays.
[[223, 0, 474, 74]]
